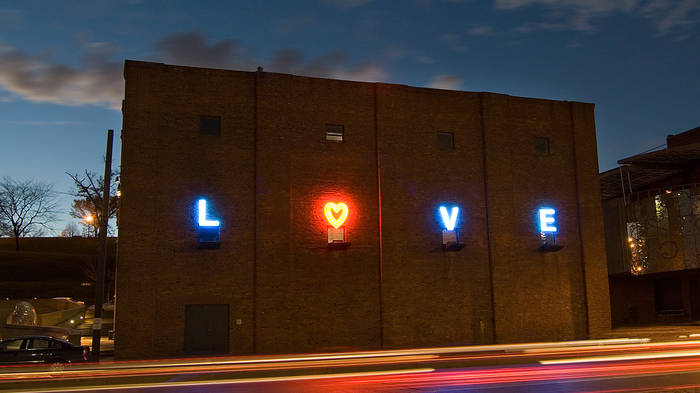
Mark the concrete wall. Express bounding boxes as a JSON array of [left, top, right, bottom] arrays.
[[115, 60, 610, 359]]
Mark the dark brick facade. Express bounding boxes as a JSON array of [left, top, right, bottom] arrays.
[[115, 60, 610, 359]]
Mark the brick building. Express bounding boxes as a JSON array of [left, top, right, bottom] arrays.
[[115, 60, 610, 359]]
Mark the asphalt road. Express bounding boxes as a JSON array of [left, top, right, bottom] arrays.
[[3, 338, 700, 392]]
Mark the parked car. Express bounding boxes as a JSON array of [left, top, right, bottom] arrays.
[[0, 336, 90, 366]]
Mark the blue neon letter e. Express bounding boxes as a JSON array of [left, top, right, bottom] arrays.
[[539, 208, 557, 233]]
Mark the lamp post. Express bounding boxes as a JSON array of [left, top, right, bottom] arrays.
[[92, 129, 113, 361]]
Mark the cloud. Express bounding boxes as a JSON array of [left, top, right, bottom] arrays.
[[0, 31, 390, 110], [152, 32, 255, 70], [269, 48, 305, 73], [0, 8, 21, 27], [82, 42, 119, 66], [495, 0, 638, 32], [6, 120, 87, 126], [0, 42, 123, 109], [151, 32, 388, 82], [494, 0, 700, 33], [467, 25, 498, 35], [322, 0, 374, 7], [512, 21, 570, 33], [382, 48, 435, 64], [330, 61, 386, 82], [427, 75, 463, 90], [416, 55, 435, 64], [641, 0, 700, 33]]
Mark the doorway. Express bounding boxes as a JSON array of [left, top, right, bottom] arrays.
[[184, 304, 229, 354]]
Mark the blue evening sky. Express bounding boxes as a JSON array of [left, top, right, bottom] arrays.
[[1, 0, 698, 234]]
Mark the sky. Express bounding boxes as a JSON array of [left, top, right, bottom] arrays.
[[0, 0, 699, 235]]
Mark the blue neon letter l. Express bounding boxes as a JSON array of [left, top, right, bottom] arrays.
[[198, 199, 220, 227]]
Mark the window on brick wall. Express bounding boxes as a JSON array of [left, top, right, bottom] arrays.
[[326, 124, 344, 142], [437, 132, 454, 150], [200, 115, 221, 136], [535, 137, 550, 155]]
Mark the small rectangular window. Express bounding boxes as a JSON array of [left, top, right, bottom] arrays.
[[437, 132, 454, 150], [326, 124, 344, 142], [535, 137, 549, 155], [200, 115, 221, 136]]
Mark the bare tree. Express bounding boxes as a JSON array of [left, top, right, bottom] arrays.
[[0, 177, 58, 251], [60, 222, 81, 237], [67, 170, 119, 238]]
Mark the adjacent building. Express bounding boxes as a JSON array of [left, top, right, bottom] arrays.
[[115, 60, 610, 359], [602, 126, 700, 327], [0, 237, 116, 302]]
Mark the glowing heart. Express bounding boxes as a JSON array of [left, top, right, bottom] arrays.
[[324, 202, 349, 229]]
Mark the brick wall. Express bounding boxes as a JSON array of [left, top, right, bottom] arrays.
[[115, 60, 610, 359]]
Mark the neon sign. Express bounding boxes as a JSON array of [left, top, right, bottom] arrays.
[[439, 206, 459, 231], [538, 208, 557, 233], [324, 202, 348, 229], [198, 199, 220, 227]]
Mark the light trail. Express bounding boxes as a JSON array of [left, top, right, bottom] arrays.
[[327, 357, 700, 389], [540, 349, 700, 365], [0, 337, 650, 374], [0, 354, 436, 381], [13, 368, 436, 393], [3, 338, 698, 391], [587, 383, 700, 393]]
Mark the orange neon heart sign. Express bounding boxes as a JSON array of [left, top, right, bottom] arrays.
[[324, 202, 349, 229]]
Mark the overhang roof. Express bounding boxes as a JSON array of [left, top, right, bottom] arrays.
[[618, 143, 700, 168], [600, 143, 700, 200], [600, 165, 680, 200]]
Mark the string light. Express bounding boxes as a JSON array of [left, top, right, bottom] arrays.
[[627, 222, 647, 275]]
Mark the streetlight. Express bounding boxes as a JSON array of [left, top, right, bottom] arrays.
[[84, 214, 95, 237]]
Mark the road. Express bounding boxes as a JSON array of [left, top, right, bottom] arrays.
[[3, 338, 700, 392]]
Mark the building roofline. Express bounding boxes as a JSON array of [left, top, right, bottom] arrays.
[[123, 59, 595, 106]]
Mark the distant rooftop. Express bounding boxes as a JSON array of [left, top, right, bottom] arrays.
[[600, 126, 700, 200]]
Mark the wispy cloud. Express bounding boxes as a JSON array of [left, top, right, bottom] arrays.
[[0, 31, 390, 110], [322, 0, 375, 7], [427, 74, 463, 90], [494, 0, 700, 34], [416, 55, 435, 64], [383, 48, 435, 64], [157, 32, 388, 82], [272, 49, 387, 81], [641, 0, 700, 33], [0, 8, 21, 27], [6, 120, 87, 126], [467, 25, 498, 35], [153, 32, 255, 70], [0, 42, 123, 109]]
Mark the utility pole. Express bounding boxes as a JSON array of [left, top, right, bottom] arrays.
[[92, 129, 113, 360]]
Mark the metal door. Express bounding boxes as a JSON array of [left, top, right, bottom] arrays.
[[184, 304, 229, 354]]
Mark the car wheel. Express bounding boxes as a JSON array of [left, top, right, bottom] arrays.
[[48, 359, 68, 374]]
